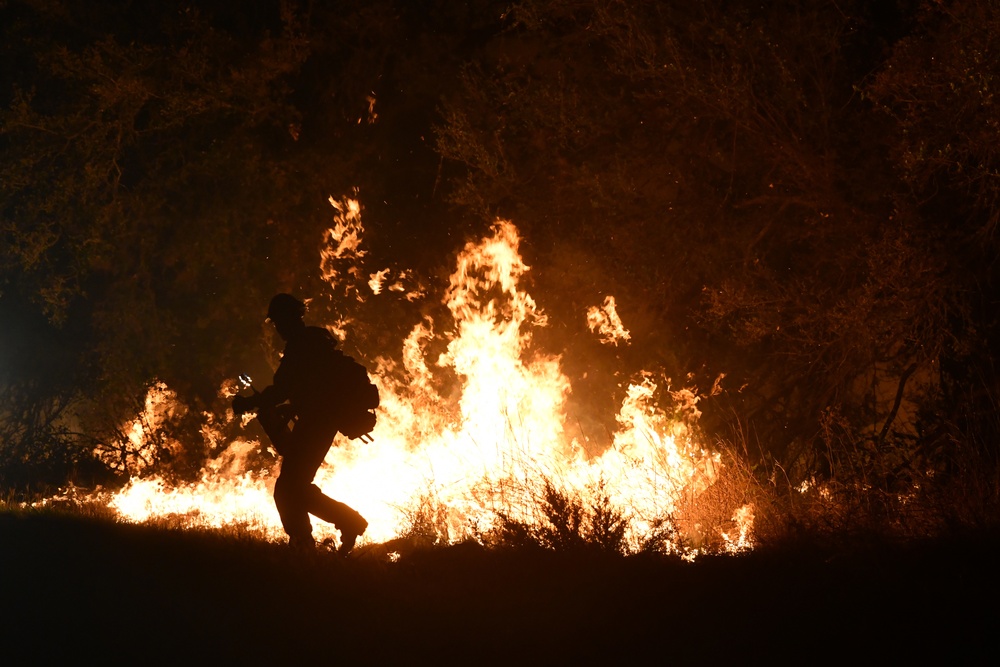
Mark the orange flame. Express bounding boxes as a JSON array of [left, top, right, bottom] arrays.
[[587, 295, 631, 346], [98, 213, 753, 555]]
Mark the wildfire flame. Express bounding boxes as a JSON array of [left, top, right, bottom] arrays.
[[93, 381, 183, 475], [587, 295, 631, 346], [92, 203, 754, 556], [320, 193, 366, 300]]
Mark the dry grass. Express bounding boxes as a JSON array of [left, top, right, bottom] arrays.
[[711, 423, 1000, 552]]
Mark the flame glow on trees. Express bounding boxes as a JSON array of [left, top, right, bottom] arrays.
[[93, 382, 183, 475], [95, 202, 754, 556]]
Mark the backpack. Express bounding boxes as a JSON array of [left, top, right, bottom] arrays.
[[331, 350, 380, 442]]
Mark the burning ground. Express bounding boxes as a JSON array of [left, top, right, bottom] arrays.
[[53, 203, 753, 557]]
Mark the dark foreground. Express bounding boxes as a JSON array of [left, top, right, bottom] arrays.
[[1, 512, 997, 665]]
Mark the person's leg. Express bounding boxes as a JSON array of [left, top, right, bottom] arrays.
[[292, 421, 368, 552], [272, 421, 333, 547], [273, 461, 315, 546], [305, 484, 368, 536]]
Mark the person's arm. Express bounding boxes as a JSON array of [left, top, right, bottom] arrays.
[[232, 355, 293, 415]]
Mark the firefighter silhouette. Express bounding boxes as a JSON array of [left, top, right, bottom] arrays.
[[232, 293, 368, 553]]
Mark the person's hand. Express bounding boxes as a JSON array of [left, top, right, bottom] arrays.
[[232, 394, 256, 416]]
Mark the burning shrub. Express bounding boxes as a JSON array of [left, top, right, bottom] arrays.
[[487, 479, 627, 554], [41, 212, 760, 558], [399, 492, 453, 547]]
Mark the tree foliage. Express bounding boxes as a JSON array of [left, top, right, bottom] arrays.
[[0, 0, 998, 506], [0, 0, 480, 486], [434, 0, 996, 482]]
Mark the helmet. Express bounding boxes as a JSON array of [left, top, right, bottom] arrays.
[[266, 293, 306, 323]]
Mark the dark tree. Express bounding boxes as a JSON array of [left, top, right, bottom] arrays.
[[432, 0, 978, 492], [0, 0, 506, 487]]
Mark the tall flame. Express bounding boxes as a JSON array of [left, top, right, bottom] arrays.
[[97, 213, 752, 555]]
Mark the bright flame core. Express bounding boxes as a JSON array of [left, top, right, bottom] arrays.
[[98, 215, 752, 555]]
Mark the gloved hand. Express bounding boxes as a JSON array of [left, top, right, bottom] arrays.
[[231, 394, 258, 416]]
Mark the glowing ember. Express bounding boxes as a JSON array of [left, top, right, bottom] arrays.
[[359, 92, 378, 125], [368, 268, 390, 294], [95, 210, 753, 556], [587, 295, 631, 346]]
